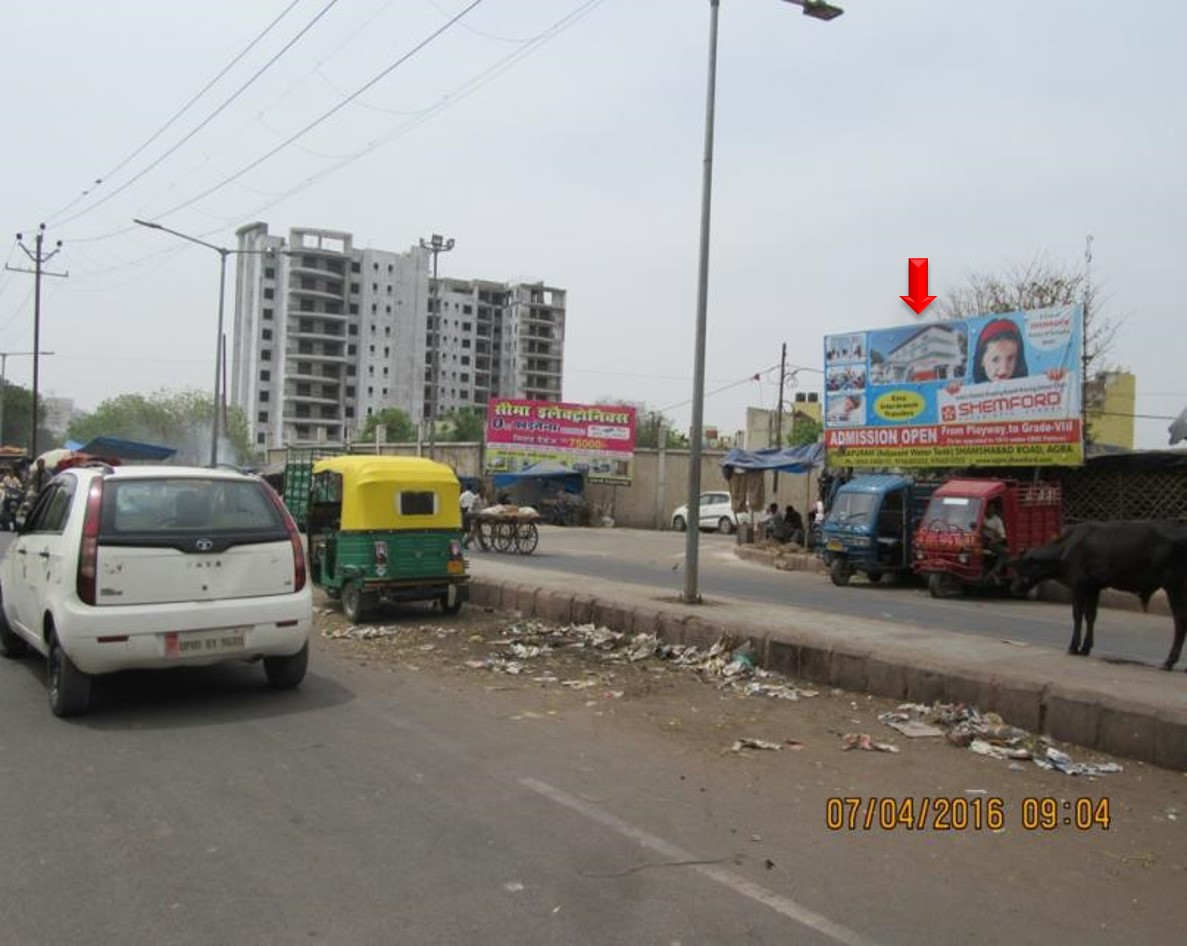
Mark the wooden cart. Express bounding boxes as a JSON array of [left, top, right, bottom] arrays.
[[471, 507, 540, 555]]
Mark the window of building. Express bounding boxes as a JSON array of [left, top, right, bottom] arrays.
[[348, 345, 356, 356], [264, 267, 275, 280], [347, 366, 356, 376], [462, 322, 471, 332], [261, 349, 271, 361], [367, 386, 373, 397], [259, 391, 270, 402], [370, 323, 376, 334], [386, 285, 392, 294], [368, 366, 374, 376], [345, 407, 354, 419], [382, 367, 389, 376], [372, 283, 378, 292], [296, 383, 310, 396], [384, 326, 390, 336], [383, 347, 390, 357], [348, 324, 358, 335], [296, 425, 310, 438], [387, 264, 393, 273], [349, 303, 359, 314], [382, 387, 388, 397], [461, 356, 470, 366], [385, 305, 391, 314], [260, 370, 271, 382], [462, 339, 471, 349], [371, 303, 377, 314], [346, 386, 355, 398], [351, 282, 360, 293], [351, 261, 360, 273], [297, 362, 312, 375], [369, 345, 375, 355], [372, 262, 378, 271], [263, 288, 274, 300], [258, 411, 268, 423], [461, 373, 470, 383], [463, 305, 472, 315], [262, 328, 272, 341], [257, 433, 266, 445], [262, 308, 273, 321]]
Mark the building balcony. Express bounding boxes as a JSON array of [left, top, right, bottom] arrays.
[[285, 348, 348, 363], [288, 284, 345, 304], [289, 327, 347, 343]]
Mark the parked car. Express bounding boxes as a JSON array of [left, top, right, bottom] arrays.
[[671, 491, 749, 533], [0, 464, 313, 717]]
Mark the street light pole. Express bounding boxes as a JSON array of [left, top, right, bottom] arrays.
[[418, 233, 455, 459], [134, 219, 276, 467], [682, 0, 842, 603]]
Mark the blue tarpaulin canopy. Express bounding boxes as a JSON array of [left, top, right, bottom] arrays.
[[68, 436, 177, 462], [721, 443, 825, 475], [492, 460, 584, 493]]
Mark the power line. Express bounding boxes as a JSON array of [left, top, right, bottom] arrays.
[[658, 363, 781, 415], [146, 0, 486, 223], [45, 0, 306, 226], [54, 0, 342, 230]]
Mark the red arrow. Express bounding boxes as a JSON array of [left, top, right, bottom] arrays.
[[900, 258, 937, 315]]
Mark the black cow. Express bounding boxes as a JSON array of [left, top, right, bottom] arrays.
[[1010, 520, 1187, 670]]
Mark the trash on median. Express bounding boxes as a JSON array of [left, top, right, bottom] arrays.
[[1033, 747, 1123, 777], [729, 737, 784, 752]]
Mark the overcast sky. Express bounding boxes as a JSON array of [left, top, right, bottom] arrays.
[[2, 0, 1183, 449]]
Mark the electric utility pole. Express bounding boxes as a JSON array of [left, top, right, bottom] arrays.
[[7, 224, 68, 459], [773, 342, 787, 490], [418, 233, 455, 458]]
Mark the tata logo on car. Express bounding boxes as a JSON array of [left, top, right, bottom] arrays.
[[194, 539, 214, 552]]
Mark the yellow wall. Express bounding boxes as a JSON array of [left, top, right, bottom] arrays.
[[1085, 371, 1135, 450]]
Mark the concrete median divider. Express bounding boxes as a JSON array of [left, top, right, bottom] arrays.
[[468, 572, 1187, 772]]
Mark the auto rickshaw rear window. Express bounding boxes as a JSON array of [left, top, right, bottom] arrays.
[[400, 490, 437, 516]]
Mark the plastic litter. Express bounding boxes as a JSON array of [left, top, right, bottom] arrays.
[[730, 738, 784, 752], [1032, 747, 1123, 777], [841, 733, 899, 753]]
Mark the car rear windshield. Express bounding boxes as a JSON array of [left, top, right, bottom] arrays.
[[100, 478, 285, 535]]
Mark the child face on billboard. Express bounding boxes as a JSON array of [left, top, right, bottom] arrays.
[[981, 337, 1020, 381]]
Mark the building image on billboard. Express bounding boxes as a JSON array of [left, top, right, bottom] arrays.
[[484, 398, 637, 484], [823, 305, 1084, 468]]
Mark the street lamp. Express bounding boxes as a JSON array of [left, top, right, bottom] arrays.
[[133, 219, 276, 467], [682, 0, 842, 603], [418, 232, 455, 458]]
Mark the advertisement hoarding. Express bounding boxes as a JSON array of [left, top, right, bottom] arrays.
[[823, 305, 1084, 468], [485, 398, 637, 485]]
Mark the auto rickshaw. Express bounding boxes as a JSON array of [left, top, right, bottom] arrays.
[[306, 455, 469, 622]]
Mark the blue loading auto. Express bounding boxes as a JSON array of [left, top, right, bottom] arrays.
[[820, 474, 937, 587]]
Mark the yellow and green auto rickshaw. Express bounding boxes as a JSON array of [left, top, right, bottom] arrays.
[[306, 455, 469, 622]]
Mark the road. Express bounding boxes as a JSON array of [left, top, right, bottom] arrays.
[[2, 599, 1184, 946], [474, 526, 1180, 668]]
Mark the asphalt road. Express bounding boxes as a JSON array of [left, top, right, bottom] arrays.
[[3, 605, 1184, 946], [477, 526, 1182, 668]]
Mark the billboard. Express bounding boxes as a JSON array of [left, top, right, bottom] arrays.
[[823, 305, 1084, 468], [485, 398, 637, 485]]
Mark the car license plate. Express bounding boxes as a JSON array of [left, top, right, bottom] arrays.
[[164, 628, 247, 658], [827, 539, 843, 552]]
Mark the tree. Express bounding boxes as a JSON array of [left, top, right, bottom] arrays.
[[939, 251, 1119, 376], [785, 416, 822, 447], [440, 406, 486, 442], [595, 399, 688, 449], [66, 389, 251, 466], [358, 407, 417, 443], [0, 381, 50, 451]]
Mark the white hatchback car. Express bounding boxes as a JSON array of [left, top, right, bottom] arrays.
[[671, 491, 750, 534], [0, 464, 313, 717]]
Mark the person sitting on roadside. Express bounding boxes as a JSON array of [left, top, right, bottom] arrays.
[[783, 504, 805, 546]]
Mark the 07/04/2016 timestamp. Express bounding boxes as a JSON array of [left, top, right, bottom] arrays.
[[825, 796, 1111, 833]]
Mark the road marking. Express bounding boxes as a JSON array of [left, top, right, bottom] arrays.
[[521, 777, 881, 946]]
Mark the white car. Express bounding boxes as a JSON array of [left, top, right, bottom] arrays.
[[671, 491, 749, 534], [0, 464, 313, 717]]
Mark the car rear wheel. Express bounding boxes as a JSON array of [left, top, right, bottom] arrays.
[[673, 515, 687, 532], [718, 517, 734, 535], [0, 587, 29, 659], [264, 643, 308, 689], [48, 636, 92, 718]]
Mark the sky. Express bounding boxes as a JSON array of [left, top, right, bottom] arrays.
[[2, 0, 1184, 449]]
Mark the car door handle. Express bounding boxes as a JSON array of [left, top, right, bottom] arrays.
[[16, 548, 27, 555], [38, 551, 50, 559]]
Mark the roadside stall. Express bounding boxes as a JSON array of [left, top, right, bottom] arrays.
[[491, 460, 587, 527]]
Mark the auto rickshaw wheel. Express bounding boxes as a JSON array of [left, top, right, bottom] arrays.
[[341, 582, 368, 623], [829, 558, 852, 587], [928, 572, 957, 599], [439, 584, 463, 615]]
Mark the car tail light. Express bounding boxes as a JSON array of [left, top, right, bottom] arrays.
[[76, 478, 105, 605], [262, 482, 306, 592]]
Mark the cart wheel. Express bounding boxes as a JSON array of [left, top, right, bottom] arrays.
[[493, 522, 515, 553], [514, 522, 539, 555]]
